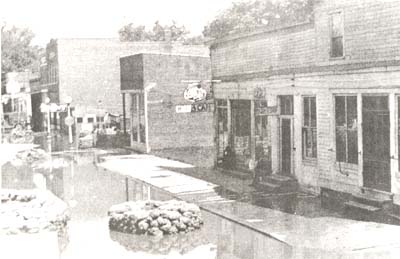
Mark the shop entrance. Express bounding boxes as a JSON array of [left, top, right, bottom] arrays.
[[279, 95, 294, 176], [280, 118, 293, 176], [362, 95, 390, 192], [231, 100, 251, 171]]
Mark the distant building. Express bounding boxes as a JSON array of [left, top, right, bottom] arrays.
[[210, 0, 400, 213], [30, 38, 209, 133], [1, 71, 33, 129], [120, 53, 214, 167]]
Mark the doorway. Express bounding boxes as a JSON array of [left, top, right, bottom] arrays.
[[231, 100, 251, 171], [362, 96, 390, 192], [280, 118, 293, 176]]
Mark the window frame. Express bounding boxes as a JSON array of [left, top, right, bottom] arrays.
[[334, 95, 358, 165], [302, 96, 317, 160], [329, 11, 345, 59]]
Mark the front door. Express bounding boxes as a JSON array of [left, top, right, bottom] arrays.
[[280, 118, 292, 176], [362, 96, 391, 192]]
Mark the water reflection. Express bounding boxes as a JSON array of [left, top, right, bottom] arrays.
[[1, 149, 306, 258]]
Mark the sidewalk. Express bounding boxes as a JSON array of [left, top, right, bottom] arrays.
[[99, 153, 400, 257]]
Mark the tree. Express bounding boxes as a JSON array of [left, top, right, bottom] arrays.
[[1, 25, 41, 74], [118, 21, 191, 42], [118, 23, 151, 41], [203, 0, 313, 39]]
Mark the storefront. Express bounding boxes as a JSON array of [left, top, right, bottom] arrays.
[[216, 97, 272, 175]]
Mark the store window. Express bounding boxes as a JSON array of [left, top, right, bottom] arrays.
[[335, 95, 358, 164], [279, 95, 293, 115], [255, 100, 268, 137], [302, 96, 317, 159], [330, 12, 344, 58], [255, 99, 271, 162], [131, 93, 146, 144]]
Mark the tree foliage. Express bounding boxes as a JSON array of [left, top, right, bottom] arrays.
[[118, 21, 192, 42], [203, 0, 313, 39], [1, 26, 41, 74]]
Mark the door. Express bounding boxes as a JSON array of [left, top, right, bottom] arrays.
[[231, 100, 252, 171], [362, 96, 390, 192], [280, 118, 292, 176]]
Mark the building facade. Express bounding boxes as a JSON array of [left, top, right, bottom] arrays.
[[31, 38, 209, 134], [210, 0, 400, 207], [120, 53, 214, 167], [2, 71, 33, 129]]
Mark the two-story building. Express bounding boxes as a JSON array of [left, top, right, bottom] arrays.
[[210, 0, 400, 215], [31, 38, 209, 134]]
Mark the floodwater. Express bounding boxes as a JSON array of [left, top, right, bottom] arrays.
[[2, 149, 296, 259]]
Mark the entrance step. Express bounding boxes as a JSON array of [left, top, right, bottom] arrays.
[[265, 174, 296, 185], [256, 174, 298, 193], [344, 200, 381, 213], [217, 168, 253, 180], [257, 181, 280, 192], [360, 187, 394, 201], [352, 192, 392, 209]]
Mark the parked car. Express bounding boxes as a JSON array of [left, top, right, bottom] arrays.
[[78, 131, 94, 148]]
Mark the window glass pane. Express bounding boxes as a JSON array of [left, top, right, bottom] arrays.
[[217, 99, 227, 107], [335, 96, 345, 126], [336, 129, 346, 162], [331, 37, 343, 57], [347, 130, 358, 164], [346, 96, 357, 130], [255, 100, 268, 115], [310, 97, 316, 127], [303, 97, 309, 127], [312, 128, 317, 158], [88, 117, 94, 123], [331, 12, 343, 37], [77, 117, 83, 123], [302, 128, 317, 159], [280, 95, 293, 115]]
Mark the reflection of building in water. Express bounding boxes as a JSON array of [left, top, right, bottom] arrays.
[[1, 163, 35, 189], [203, 210, 293, 259], [126, 177, 173, 202]]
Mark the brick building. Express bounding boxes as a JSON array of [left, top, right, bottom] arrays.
[[120, 53, 214, 166], [30, 38, 209, 133], [210, 0, 400, 214]]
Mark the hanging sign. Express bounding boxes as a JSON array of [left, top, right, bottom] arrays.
[[183, 83, 207, 102]]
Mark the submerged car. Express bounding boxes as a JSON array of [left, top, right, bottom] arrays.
[[78, 131, 94, 148]]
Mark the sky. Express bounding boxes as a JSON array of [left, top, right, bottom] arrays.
[[1, 0, 236, 47]]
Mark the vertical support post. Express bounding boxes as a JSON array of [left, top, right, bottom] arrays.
[[389, 93, 396, 192], [250, 100, 255, 161], [68, 105, 73, 144], [213, 99, 219, 168], [129, 94, 134, 147], [357, 93, 363, 188], [136, 94, 140, 143], [122, 93, 127, 134], [227, 99, 232, 146], [144, 91, 150, 153], [125, 177, 129, 201], [47, 109, 51, 136]]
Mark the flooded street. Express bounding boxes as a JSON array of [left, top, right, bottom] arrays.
[[2, 149, 292, 259]]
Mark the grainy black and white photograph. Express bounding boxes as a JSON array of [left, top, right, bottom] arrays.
[[1, 0, 400, 258]]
